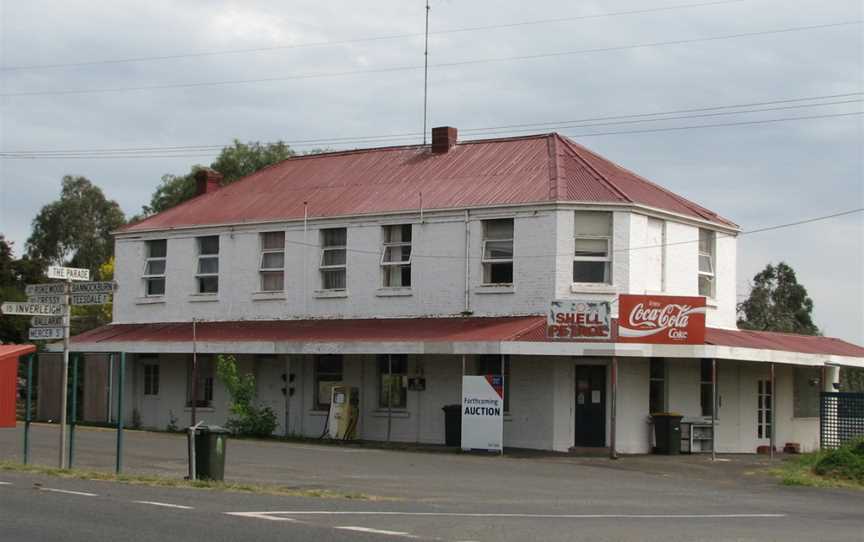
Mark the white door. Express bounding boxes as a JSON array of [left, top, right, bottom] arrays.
[[141, 362, 161, 428], [756, 379, 773, 445]]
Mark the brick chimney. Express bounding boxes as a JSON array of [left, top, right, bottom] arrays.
[[431, 126, 458, 153], [194, 168, 223, 196]]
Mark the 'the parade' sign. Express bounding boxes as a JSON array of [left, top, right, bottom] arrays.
[[617, 295, 706, 344]]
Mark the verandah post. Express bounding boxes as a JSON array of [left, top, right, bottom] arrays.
[[610, 356, 618, 460], [23, 353, 34, 464], [115, 352, 125, 474]]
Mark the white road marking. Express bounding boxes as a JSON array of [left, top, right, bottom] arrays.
[[335, 526, 418, 538], [40, 487, 98, 497], [0, 481, 12, 486], [133, 500, 194, 510], [227, 511, 787, 520], [226, 511, 298, 522]]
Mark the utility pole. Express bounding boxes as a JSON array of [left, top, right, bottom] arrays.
[[422, 0, 430, 144]]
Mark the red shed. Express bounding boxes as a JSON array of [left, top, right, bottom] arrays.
[[0, 344, 36, 428]]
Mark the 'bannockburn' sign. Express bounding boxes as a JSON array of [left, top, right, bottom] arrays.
[[617, 295, 706, 344]]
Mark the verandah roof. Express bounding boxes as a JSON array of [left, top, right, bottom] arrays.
[[64, 317, 864, 368]]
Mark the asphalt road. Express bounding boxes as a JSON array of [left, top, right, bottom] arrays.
[[1, 424, 863, 541]]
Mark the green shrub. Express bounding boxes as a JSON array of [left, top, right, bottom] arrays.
[[813, 438, 864, 482], [216, 354, 278, 438]]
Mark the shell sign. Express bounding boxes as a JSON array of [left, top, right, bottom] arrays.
[[617, 295, 706, 344]]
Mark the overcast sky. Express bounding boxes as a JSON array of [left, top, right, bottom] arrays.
[[0, 0, 861, 342]]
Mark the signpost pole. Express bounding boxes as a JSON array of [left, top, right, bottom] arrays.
[[59, 278, 71, 469], [107, 353, 114, 423], [610, 356, 618, 460], [711, 358, 717, 461], [24, 353, 34, 465], [116, 352, 125, 474], [68, 352, 78, 469]]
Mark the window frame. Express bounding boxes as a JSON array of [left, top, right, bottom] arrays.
[[143, 363, 160, 396], [142, 239, 167, 297], [195, 235, 220, 294], [186, 355, 214, 408], [319, 228, 347, 291], [259, 231, 286, 292], [475, 355, 511, 413], [314, 355, 343, 411], [481, 218, 514, 285], [700, 359, 715, 418], [698, 229, 716, 298], [648, 358, 666, 414], [380, 225, 413, 289], [378, 354, 408, 409], [573, 211, 613, 285]]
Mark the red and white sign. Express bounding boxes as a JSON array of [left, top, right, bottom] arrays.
[[617, 295, 706, 344]]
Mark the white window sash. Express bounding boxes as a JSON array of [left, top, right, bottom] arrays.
[[196, 255, 219, 278], [380, 241, 412, 266], [259, 249, 285, 271], [320, 246, 346, 270], [481, 239, 514, 263], [573, 236, 611, 262], [142, 257, 166, 278]]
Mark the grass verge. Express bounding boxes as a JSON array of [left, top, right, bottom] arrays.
[[0, 461, 387, 500], [769, 439, 864, 490]]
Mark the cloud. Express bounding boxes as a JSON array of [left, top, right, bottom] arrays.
[[0, 0, 861, 342]]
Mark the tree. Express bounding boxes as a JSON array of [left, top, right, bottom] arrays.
[[0, 235, 27, 344], [737, 262, 819, 335], [25, 176, 125, 276], [143, 140, 295, 215], [215, 354, 278, 437]]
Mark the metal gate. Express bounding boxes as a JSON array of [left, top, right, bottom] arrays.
[[820, 392, 864, 449]]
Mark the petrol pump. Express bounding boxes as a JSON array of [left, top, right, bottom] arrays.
[[327, 385, 359, 440]]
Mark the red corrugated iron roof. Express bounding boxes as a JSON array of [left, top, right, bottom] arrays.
[[71, 317, 544, 345], [122, 133, 736, 233], [704, 327, 864, 357], [70, 318, 864, 358], [0, 344, 36, 361]]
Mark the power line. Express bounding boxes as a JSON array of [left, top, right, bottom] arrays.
[[1, 110, 860, 159], [0, 0, 746, 72], [2, 93, 860, 157], [1, 20, 859, 98]]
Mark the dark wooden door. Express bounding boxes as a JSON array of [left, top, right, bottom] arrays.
[[574, 365, 606, 447]]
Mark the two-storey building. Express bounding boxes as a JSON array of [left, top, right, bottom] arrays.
[[69, 127, 864, 454]]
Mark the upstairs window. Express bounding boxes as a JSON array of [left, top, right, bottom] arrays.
[[319, 228, 347, 290], [381, 225, 412, 288], [481, 219, 514, 285], [143, 239, 167, 296], [698, 229, 716, 298], [259, 231, 285, 292], [196, 236, 220, 294], [573, 211, 612, 284]]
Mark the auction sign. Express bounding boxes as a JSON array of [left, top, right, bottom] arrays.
[[461, 376, 504, 452], [547, 300, 611, 339], [617, 295, 706, 344]]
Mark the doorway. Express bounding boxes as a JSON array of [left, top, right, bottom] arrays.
[[574, 365, 606, 447]]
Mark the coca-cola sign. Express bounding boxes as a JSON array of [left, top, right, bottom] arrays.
[[617, 295, 706, 344]]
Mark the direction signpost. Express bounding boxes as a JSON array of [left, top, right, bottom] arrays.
[[0, 266, 115, 469]]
